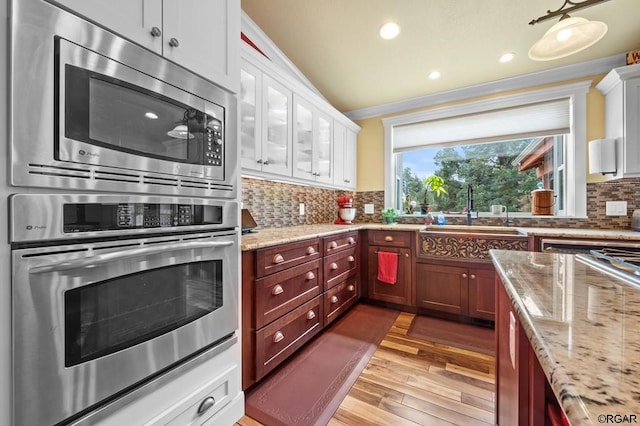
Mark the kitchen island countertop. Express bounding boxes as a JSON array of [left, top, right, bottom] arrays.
[[491, 249, 640, 425]]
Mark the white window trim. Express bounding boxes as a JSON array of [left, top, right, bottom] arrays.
[[382, 81, 591, 218]]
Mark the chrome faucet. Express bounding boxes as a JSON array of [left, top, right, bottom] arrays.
[[504, 204, 514, 226], [466, 184, 476, 226]]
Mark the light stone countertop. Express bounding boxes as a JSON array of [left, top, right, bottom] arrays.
[[241, 223, 640, 251], [491, 250, 640, 425]]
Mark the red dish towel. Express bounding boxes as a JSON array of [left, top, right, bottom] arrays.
[[377, 251, 398, 285]]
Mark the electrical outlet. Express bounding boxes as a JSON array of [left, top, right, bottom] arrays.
[[605, 200, 627, 216], [299, 203, 305, 216], [364, 204, 374, 214]]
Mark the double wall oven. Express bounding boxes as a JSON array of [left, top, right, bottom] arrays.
[[9, 0, 241, 425]]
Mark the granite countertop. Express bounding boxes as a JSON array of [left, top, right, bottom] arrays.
[[241, 223, 640, 251], [491, 249, 640, 425]]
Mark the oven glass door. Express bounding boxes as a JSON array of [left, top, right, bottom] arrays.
[[65, 259, 224, 367]]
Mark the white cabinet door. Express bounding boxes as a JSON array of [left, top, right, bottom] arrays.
[[240, 61, 263, 171], [344, 129, 357, 189], [316, 112, 333, 184], [50, 0, 163, 53], [262, 75, 292, 176], [333, 121, 347, 187], [163, 0, 239, 92], [623, 77, 640, 176], [293, 96, 315, 179]]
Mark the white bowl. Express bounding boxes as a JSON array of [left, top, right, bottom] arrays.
[[339, 208, 356, 222]]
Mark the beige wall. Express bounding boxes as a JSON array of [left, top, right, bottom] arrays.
[[355, 75, 609, 192]]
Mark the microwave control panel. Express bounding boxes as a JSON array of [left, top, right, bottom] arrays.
[[205, 118, 223, 166]]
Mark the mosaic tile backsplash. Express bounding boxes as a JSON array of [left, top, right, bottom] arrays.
[[241, 177, 640, 230]]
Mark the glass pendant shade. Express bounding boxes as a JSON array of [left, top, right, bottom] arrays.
[[528, 15, 608, 61]]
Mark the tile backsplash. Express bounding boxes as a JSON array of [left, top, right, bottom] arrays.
[[242, 177, 640, 230]]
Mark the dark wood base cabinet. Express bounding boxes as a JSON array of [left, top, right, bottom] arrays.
[[366, 230, 413, 306], [496, 276, 564, 426], [416, 260, 495, 321]]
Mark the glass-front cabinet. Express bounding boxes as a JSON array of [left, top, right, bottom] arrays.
[[262, 75, 292, 176], [240, 61, 262, 171], [293, 95, 333, 184]]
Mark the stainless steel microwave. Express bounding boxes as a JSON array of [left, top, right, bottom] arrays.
[[10, 0, 237, 198]]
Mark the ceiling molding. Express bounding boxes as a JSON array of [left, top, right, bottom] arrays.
[[345, 54, 626, 121]]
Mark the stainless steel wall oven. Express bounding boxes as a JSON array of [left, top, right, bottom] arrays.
[[10, 0, 237, 198], [10, 194, 239, 426]]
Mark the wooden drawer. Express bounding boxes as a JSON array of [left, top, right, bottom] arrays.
[[255, 297, 322, 380], [324, 277, 358, 326], [323, 246, 357, 291], [256, 238, 321, 278], [255, 259, 322, 329], [367, 230, 412, 248], [322, 231, 358, 255]]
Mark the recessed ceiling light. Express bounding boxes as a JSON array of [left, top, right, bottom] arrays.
[[499, 52, 516, 63], [145, 112, 159, 119], [379, 22, 400, 40], [428, 71, 441, 80]]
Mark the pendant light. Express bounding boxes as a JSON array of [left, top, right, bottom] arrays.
[[528, 0, 610, 61]]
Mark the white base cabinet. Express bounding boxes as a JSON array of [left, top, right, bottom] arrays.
[[597, 64, 640, 178], [48, 0, 240, 93]]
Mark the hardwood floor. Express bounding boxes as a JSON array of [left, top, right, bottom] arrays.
[[237, 312, 495, 426]]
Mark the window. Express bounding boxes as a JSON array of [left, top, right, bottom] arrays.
[[382, 82, 591, 217]]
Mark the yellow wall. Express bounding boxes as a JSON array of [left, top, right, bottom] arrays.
[[355, 75, 609, 192]]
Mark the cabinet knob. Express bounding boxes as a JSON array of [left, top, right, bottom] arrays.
[[306, 310, 316, 320], [263, 160, 270, 165], [329, 241, 338, 249], [168, 37, 180, 48], [347, 256, 355, 262], [347, 285, 355, 292], [150, 26, 162, 38], [256, 159, 263, 164], [347, 237, 355, 244], [273, 254, 284, 264], [470, 274, 476, 279], [384, 236, 393, 242], [462, 273, 468, 278], [271, 285, 284, 295], [331, 295, 339, 304], [306, 246, 316, 255], [197, 396, 216, 415], [305, 271, 315, 280], [330, 262, 338, 270], [273, 331, 284, 343]]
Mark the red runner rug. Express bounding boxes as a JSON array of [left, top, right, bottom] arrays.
[[245, 303, 399, 426]]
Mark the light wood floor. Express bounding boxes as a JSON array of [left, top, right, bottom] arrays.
[[236, 312, 495, 426]]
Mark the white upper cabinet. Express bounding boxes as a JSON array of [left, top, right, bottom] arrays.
[[261, 75, 293, 176], [240, 61, 263, 171], [49, 0, 240, 93], [293, 95, 333, 184], [597, 64, 640, 178], [333, 122, 357, 189]]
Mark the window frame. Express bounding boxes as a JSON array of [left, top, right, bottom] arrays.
[[382, 81, 592, 218]]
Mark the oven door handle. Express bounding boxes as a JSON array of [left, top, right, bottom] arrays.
[[29, 240, 235, 274]]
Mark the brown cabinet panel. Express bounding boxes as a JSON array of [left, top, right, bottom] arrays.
[[467, 267, 496, 321], [255, 259, 322, 329], [323, 246, 357, 291], [256, 238, 321, 278], [367, 246, 412, 305], [255, 296, 322, 380], [367, 230, 412, 248], [324, 276, 358, 326], [322, 231, 358, 255], [416, 263, 468, 315]]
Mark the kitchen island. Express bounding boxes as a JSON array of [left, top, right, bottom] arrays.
[[491, 249, 640, 425]]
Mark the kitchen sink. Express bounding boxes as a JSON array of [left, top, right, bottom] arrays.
[[421, 225, 524, 236]]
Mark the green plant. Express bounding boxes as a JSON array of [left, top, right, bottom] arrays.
[[381, 208, 399, 219], [422, 175, 447, 204]]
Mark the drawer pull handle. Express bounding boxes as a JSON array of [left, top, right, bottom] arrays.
[[329, 241, 338, 249], [348, 237, 355, 244], [384, 236, 393, 242], [348, 256, 355, 262], [197, 396, 216, 415], [330, 262, 338, 270], [273, 254, 284, 264], [462, 273, 468, 278], [470, 274, 476, 279], [306, 246, 316, 255], [272, 285, 284, 295], [306, 310, 316, 320], [273, 331, 284, 343], [347, 285, 355, 292], [305, 271, 315, 280], [331, 295, 339, 304]]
